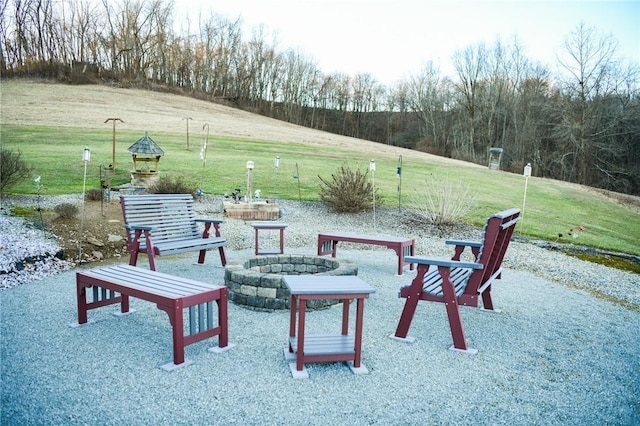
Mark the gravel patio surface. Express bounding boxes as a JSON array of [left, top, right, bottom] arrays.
[[1, 245, 639, 425]]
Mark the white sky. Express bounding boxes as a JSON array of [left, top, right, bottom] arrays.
[[174, 0, 640, 84]]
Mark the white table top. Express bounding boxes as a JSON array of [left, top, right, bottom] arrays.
[[283, 275, 375, 296], [251, 222, 288, 228]]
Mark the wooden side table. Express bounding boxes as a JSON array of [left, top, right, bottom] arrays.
[[251, 222, 288, 255], [282, 275, 376, 379]]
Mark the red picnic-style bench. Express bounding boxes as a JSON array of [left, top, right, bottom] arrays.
[[120, 194, 227, 271], [72, 264, 234, 370], [317, 232, 415, 275], [391, 208, 521, 353]]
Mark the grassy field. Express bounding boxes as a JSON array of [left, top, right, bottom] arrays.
[[2, 123, 639, 257]]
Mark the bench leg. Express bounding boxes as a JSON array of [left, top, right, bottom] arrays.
[[77, 285, 89, 324], [128, 252, 139, 267], [147, 254, 158, 271], [439, 266, 471, 352], [218, 246, 227, 266], [158, 305, 186, 366], [217, 288, 229, 348], [197, 248, 207, 264], [393, 267, 426, 338]]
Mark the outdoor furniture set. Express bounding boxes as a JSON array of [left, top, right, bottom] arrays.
[[72, 194, 520, 377]]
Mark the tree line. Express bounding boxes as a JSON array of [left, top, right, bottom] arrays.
[[2, 0, 639, 195]]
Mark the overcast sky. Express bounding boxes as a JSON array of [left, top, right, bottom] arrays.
[[174, 0, 640, 84]]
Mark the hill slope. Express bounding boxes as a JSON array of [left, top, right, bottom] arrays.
[[1, 79, 473, 167]]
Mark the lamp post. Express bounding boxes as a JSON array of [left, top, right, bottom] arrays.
[[522, 162, 532, 224], [274, 155, 280, 197], [370, 159, 376, 229], [246, 160, 254, 203], [79, 147, 91, 263]]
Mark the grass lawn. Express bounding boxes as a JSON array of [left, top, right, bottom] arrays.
[[2, 123, 639, 257]]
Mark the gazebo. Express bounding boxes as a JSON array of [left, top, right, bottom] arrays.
[[127, 132, 164, 187]]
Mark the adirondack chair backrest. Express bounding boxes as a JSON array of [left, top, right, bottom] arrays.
[[465, 208, 521, 293], [120, 194, 200, 246]]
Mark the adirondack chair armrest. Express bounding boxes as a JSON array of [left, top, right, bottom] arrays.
[[404, 255, 483, 270], [445, 239, 481, 248], [445, 239, 482, 261]]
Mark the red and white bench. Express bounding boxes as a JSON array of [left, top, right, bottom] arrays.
[[317, 232, 415, 275], [72, 264, 233, 370]]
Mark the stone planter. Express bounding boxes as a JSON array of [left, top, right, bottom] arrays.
[[224, 255, 358, 312]]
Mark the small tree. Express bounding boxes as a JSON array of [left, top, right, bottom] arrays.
[[318, 165, 383, 213], [0, 148, 32, 194]]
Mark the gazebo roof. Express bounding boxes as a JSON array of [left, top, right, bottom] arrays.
[[127, 132, 164, 156]]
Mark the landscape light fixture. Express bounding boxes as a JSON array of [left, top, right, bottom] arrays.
[[522, 162, 532, 225], [79, 147, 91, 263], [246, 161, 254, 203]]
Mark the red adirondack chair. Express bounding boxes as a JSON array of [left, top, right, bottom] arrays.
[[391, 208, 521, 353]]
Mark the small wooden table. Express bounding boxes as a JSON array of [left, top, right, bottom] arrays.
[[283, 275, 375, 379], [251, 222, 288, 255]]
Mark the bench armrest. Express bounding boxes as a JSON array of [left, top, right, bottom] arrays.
[[195, 219, 225, 225], [124, 224, 154, 232], [445, 239, 481, 248], [404, 255, 483, 270]]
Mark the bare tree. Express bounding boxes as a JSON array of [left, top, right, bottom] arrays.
[[554, 22, 620, 184]]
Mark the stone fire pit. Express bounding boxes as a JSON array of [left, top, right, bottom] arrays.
[[224, 255, 358, 311]]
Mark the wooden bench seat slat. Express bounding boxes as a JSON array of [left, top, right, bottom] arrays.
[[120, 194, 227, 271], [83, 265, 222, 298]]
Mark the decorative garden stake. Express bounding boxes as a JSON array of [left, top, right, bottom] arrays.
[[397, 155, 403, 212], [246, 161, 254, 203], [79, 147, 91, 263], [182, 117, 193, 150], [200, 123, 209, 168], [294, 163, 301, 201], [522, 163, 532, 226], [370, 159, 376, 229], [34, 176, 44, 229], [104, 118, 123, 172]]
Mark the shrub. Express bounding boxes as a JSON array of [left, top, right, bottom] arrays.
[[147, 176, 197, 196], [85, 188, 103, 201], [404, 177, 477, 225], [54, 203, 79, 219], [0, 148, 32, 194], [318, 165, 383, 213]]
